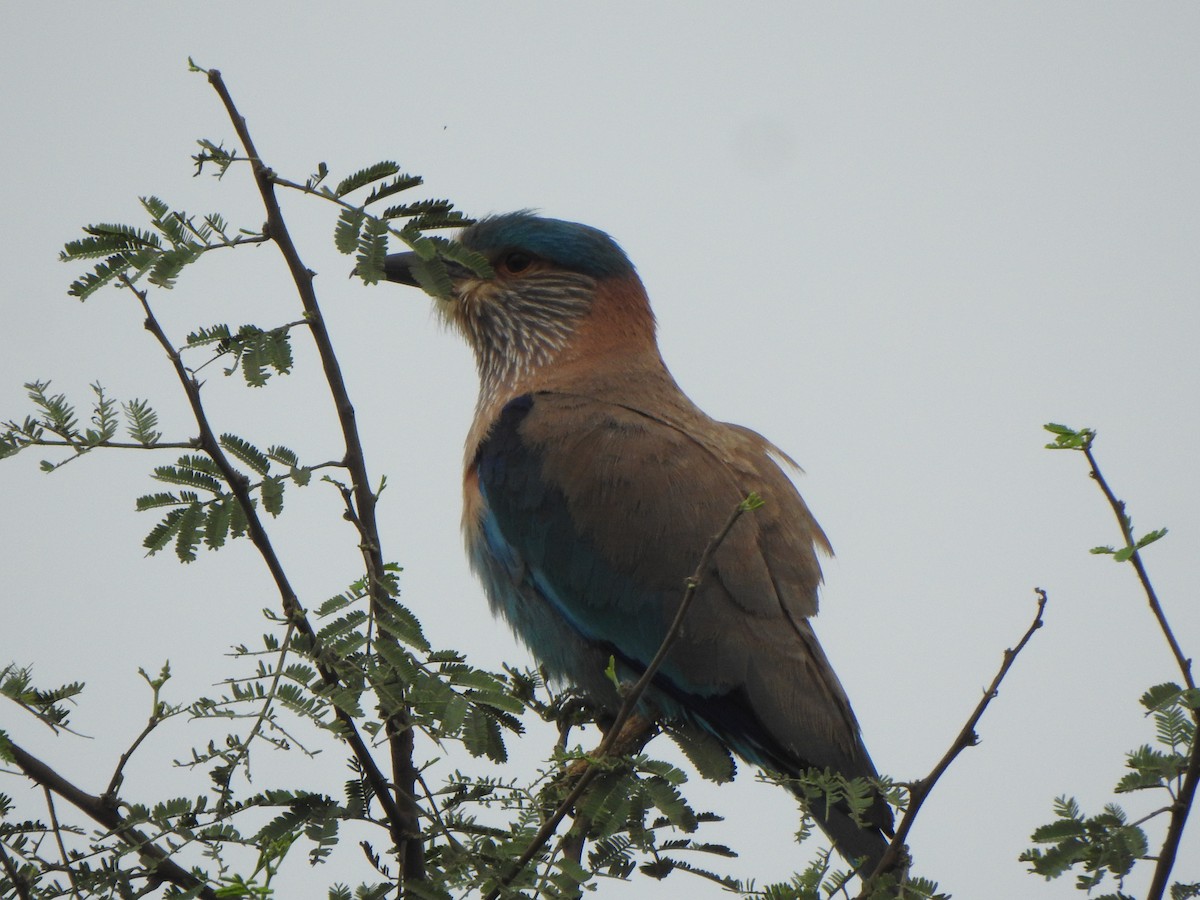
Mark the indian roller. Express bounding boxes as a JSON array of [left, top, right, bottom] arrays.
[[382, 212, 893, 871]]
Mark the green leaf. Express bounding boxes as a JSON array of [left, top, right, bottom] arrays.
[[334, 208, 365, 255], [363, 174, 423, 207], [205, 499, 234, 549], [266, 445, 299, 467], [429, 234, 493, 278], [1135, 527, 1168, 549], [260, 476, 285, 517], [153, 459, 223, 494], [187, 323, 233, 347], [1043, 422, 1094, 450], [144, 508, 186, 555], [175, 502, 204, 562], [665, 724, 736, 783], [380, 199, 470, 230], [374, 597, 430, 653], [136, 492, 185, 511], [643, 776, 697, 832], [403, 256, 453, 300], [462, 706, 508, 762], [123, 398, 162, 445], [220, 433, 270, 476], [334, 162, 401, 198], [355, 216, 389, 285], [66, 255, 131, 299]]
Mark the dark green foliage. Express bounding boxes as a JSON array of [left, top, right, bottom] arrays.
[[1021, 797, 1148, 890], [333, 162, 403, 198], [186, 322, 297, 385], [380, 198, 472, 230], [335, 208, 365, 254], [123, 397, 162, 445], [1021, 684, 1195, 892], [134, 436, 308, 560], [363, 174, 424, 207], [0, 381, 167, 468], [62, 195, 263, 299], [192, 136, 239, 178], [355, 215, 390, 285]]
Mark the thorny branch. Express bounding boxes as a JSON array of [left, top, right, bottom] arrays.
[[104, 676, 171, 801], [483, 496, 759, 900], [6, 740, 219, 900], [204, 67, 424, 882], [119, 270, 414, 871]]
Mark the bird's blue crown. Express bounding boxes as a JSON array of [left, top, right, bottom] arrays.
[[461, 211, 634, 280]]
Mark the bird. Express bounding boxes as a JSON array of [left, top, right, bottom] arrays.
[[382, 211, 893, 872]]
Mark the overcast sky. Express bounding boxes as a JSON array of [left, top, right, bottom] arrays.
[[2, 5, 1198, 898]]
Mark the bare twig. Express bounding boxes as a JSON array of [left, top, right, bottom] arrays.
[[204, 67, 425, 883], [104, 678, 171, 801], [483, 496, 757, 900], [866, 589, 1048, 882], [6, 740, 219, 900]]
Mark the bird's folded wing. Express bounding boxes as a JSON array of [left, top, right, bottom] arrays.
[[470, 390, 871, 773]]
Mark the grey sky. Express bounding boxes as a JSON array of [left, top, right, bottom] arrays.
[[2, 5, 1198, 897]]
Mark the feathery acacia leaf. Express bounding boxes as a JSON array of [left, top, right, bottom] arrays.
[[67, 255, 132, 299], [187, 323, 234, 347], [334, 208, 365, 255], [143, 507, 187, 555], [220, 434, 270, 476], [364, 174, 423, 207], [355, 216, 389, 285], [152, 462, 223, 495], [429, 235, 493, 278], [61, 224, 163, 260], [380, 198, 471, 230], [175, 501, 204, 562], [205, 498, 234, 549], [260, 475, 285, 517], [334, 162, 401, 198], [123, 398, 162, 445]]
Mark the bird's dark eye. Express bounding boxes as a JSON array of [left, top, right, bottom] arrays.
[[500, 251, 533, 274]]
